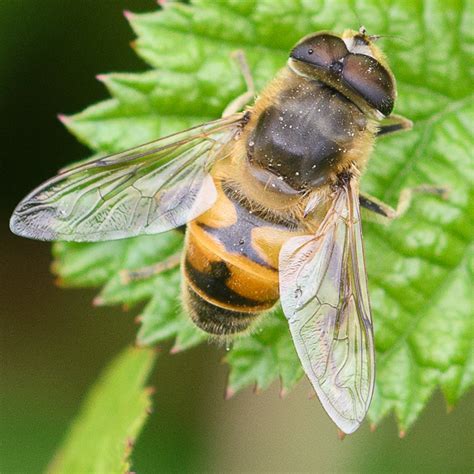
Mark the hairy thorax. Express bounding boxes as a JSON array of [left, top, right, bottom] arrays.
[[241, 68, 377, 197]]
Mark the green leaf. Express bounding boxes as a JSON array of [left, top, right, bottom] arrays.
[[225, 308, 304, 397], [136, 267, 207, 351], [53, 231, 185, 313], [48, 346, 157, 474], [53, 0, 473, 433]]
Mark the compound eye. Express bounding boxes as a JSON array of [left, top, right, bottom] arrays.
[[342, 54, 395, 115], [290, 34, 349, 68]]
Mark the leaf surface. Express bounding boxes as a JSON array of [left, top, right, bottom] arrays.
[[53, 0, 473, 432]]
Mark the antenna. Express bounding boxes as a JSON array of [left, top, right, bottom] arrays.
[[369, 34, 408, 43], [350, 3, 364, 31]]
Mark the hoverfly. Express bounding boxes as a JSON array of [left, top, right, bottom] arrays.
[[10, 27, 444, 434]]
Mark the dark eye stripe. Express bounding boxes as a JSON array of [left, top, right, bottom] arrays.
[[290, 33, 396, 115], [341, 54, 395, 116], [290, 34, 349, 68]]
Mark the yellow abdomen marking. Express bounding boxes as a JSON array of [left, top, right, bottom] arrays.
[[183, 177, 304, 313]]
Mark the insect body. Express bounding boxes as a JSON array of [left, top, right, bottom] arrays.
[[183, 45, 383, 338], [184, 176, 293, 335], [11, 28, 421, 433]]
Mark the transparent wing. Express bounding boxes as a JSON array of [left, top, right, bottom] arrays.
[[279, 180, 374, 434], [10, 114, 245, 241]]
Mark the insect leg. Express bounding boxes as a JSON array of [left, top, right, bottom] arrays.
[[360, 185, 450, 221], [377, 114, 413, 137], [222, 49, 256, 117], [120, 252, 182, 284]]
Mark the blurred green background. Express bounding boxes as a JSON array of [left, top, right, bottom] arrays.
[[1, 1, 472, 473]]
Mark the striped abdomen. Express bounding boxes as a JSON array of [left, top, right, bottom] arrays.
[[182, 178, 301, 335]]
